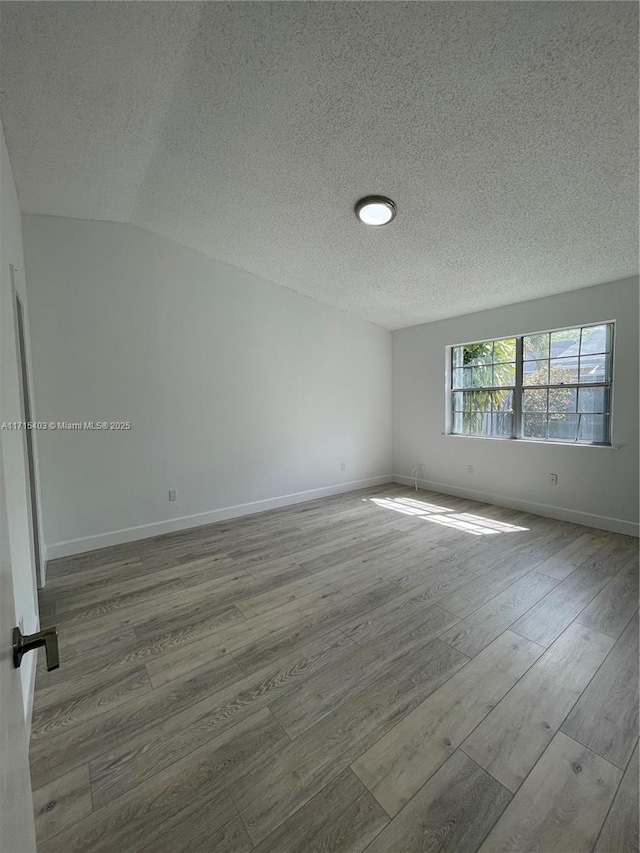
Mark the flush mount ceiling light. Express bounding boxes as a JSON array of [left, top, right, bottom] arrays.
[[355, 196, 397, 226]]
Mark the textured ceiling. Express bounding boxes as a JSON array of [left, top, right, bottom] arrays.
[[0, 2, 637, 329]]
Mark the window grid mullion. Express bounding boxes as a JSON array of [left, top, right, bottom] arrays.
[[523, 382, 610, 390], [514, 336, 523, 438]]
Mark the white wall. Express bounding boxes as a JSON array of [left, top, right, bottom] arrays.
[[0, 118, 41, 713], [393, 277, 639, 536], [22, 215, 393, 557]]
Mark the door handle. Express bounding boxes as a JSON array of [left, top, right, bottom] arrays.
[[13, 626, 59, 671]]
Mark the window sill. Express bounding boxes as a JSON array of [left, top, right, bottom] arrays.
[[442, 433, 621, 449]]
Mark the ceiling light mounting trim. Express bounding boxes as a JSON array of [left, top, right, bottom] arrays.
[[355, 196, 397, 226]]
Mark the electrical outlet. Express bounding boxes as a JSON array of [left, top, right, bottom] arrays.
[[548, 473, 558, 486], [467, 465, 474, 476], [168, 489, 177, 502], [340, 462, 346, 472]]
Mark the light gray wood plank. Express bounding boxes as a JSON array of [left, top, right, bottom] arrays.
[[562, 612, 639, 768], [510, 563, 612, 646], [364, 750, 512, 853], [464, 525, 578, 579], [594, 741, 639, 853], [270, 604, 459, 738], [34, 627, 139, 693], [440, 571, 559, 657], [462, 622, 615, 792], [478, 732, 622, 853], [350, 631, 543, 816], [576, 555, 639, 638], [51, 561, 199, 614], [55, 580, 244, 647], [45, 554, 144, 582], [130, 603, 246, 663], [39, 787, 235, 853], [54, 577, 187, 624], [236, 640, 469, 844], [31, 666, 152, 741], [438, 561, 533, 619], [235, 574, 335, 619], [32, 765, 92, 846], [534, 531, 611, 580], [338, 574, 463, 646], [90, 629, 354, 807], [232, 583, 401, 675], [41, 708, 285, 853], [140, 816, 252, 853], [575, 537, 640, 578], [132, 566, 309, 635], [30, 651, 243, 789], [37, 593, 56, 621], [253, 767, 388, 853], [144, 586, 346, 686]]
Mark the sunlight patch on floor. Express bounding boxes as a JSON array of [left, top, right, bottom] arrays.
[[366, 496, 529, 536]]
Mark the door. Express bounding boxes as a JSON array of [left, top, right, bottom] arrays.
[[0, 423, 37, 850]]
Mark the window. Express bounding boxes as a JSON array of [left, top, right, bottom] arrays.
[[450, 324, 613, 445]]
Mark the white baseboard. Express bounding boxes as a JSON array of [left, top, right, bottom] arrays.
[[393, 475, 639, 538], [45, 475, 394, 560]]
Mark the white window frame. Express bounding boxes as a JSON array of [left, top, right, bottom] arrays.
[[446, 322, 615, 446]]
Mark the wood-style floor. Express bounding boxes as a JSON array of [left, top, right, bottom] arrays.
[[32, 485, 639, 853]]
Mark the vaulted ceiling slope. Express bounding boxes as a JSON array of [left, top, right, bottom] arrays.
[[0, 2, 637, 329]]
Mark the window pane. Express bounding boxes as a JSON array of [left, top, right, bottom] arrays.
[[549, 357, 579, 384], [578, 414, 607, 443], [523, 388, 547, 412], [580, 325, 608, 355], [492, 412, 513, 436], [579, 354, 609, 383], [452, 412, 464, 433], [523, 333, 549, 360], [493, 362, 515, 387], [465, 391, 481, 411], [550, 327, 581, 358], [452, 392, 464, 412], [493, 338, 516, 363], [491, 389, 513, 411], [461, 411, 490, 435], [548, 413, 580, 441], [578, 386, 606, 414], [523, 359, 549, 386], [453, 368, 478, 388], [458, 390, 513, 414], [452, 347, 464, 368], [459, 391, 481, 411], [548, 388, 577, 413], [464, 342, 493, 366], [471, 365, 494, 388], [523, 414, 547, 438]]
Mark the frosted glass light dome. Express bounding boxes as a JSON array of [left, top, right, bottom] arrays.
[[355, 196, 397, 226]]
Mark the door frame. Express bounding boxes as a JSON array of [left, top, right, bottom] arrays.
[[10, 264, 45, 588]]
